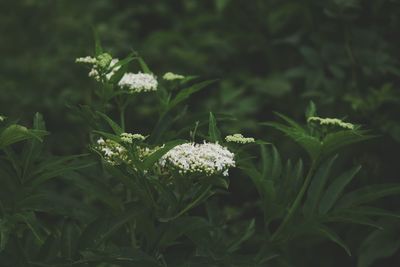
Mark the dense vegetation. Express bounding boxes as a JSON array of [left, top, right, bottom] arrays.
[[0, 1, 399, 266]]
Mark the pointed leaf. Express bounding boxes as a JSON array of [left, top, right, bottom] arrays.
[[319, 165, 361, 214]]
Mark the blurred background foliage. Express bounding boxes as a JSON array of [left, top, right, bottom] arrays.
[[1, 0, 400, 266]]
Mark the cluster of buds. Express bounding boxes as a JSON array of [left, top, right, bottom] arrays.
[[76, 53, 120, 82], [307, 116, 354, 130], [163, 72, 185, 81], [225, 133, 255, 144], [120, 132, 146, 144]]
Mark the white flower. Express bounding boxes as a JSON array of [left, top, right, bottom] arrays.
[[118, 72, 158, 93], [88, 69, 100, 80], [96, 138, 129, 165], [159, 142, 236, 176], [163, 72, 185, 81], [225, 133, 255, 144], [0, 115, 5, 122], [120, 132, 146, 143], [307, 116, 354, 130], [105, 58, 121, 81], [76, 54, 120, 82]]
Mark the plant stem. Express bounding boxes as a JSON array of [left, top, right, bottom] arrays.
[[271, 160, 317, 241], [120, 106, 125, 131]]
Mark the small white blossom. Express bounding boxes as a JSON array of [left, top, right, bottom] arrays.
[[118, 72, 158, 93], [96, 138, 129, 165], [163, 72, 185, 81], [0, 115, 5, 122], [225, 133, 255, 144], [159, 142, 236, 176], [76, 54, 120, 82], [308, 116, 354, 130], [105, 58, 121, 80], [120, 132, 146, 143]]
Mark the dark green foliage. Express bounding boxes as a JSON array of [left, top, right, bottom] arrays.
[[1, 1, 400, 266]]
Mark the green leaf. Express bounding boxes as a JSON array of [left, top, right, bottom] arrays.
[[159, 185, 213, 222], [305, 100, 317, 119], [94, 208, 145, 247], [60, 220, 80, 259], [14, 212, 49, 245], [96, 111, 124, 135], [321, 130, 374, 158], [159, 216, 210, 246], [29, 155, 95, 188], [358, 224, 400, 267], [303, 155, 338, 216], [21, 113, 47, 181], [168, 80, 217, 111], [93, 28, 103, 56], [349, 206, 400, 218], [208, 112, 222, 142], [0, 124, 47, 149], [316, 224, 352, 256], [337, 184, 400, 208], [137, 57, 151, 74], [319, 165, 361, 214], [263, 121, 321, 160], [228, 219, 255, 252], [323, 214, 383, 230]]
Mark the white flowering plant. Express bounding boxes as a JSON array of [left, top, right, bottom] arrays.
[[2, 36, 400, 267]]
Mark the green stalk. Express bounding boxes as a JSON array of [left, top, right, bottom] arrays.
[[271, 160, 317, 241], [119, 106, 125, 131]]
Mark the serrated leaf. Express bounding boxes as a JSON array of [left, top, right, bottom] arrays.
[[337, 183, 400, 208], [316, 224, 351, 256], [303, 155, 338, 216], [319, 165, 361, 214], [208, 112, 222, 142], [228, 219, 255, 252], [358, 225, 400, 267], [93, 28, 103, 56], [321, 130, 374, 158], [96, 111, 123, 135], [137, 57, 151, 74], [168, 80, 217, 111]]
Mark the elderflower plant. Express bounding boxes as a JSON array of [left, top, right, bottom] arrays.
[[225, 133, 255, 144], [159, 142, 236, 176], [163, 72, 185, 81], [307, 116, 355, 130], [118, 72, 158, 93]]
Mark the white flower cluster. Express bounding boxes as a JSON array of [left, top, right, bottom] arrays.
[[120, 132, 146, 143], [308, 116, 354, 130], [96, 138, 129, 165], [163, 72, 185, 81], [118, 72, 158, 93], [76, 53, 121, 82], [225, 133, 255, 144], [0, 115, 5, 122], [159, 142, 236, 176]]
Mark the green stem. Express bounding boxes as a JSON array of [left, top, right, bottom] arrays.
[[271, 160, 317, 241], [120, 106, 125, 131]]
